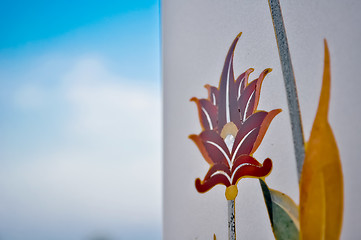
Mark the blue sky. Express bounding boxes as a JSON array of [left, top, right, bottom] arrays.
[[0, 1, 161, 239]]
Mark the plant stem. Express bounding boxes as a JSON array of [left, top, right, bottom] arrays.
[[268, 0, 305, 182], [228, 200, 236, 240]]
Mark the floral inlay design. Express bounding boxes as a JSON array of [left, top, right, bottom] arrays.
[[189, 33, 281, 199], [186, 3, 344, 238]]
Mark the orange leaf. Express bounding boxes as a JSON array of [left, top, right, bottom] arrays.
[[299, 40, 343, 240]]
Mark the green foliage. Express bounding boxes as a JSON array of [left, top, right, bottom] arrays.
[[260, 179, 299, 240]]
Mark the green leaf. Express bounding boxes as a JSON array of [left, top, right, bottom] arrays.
[[260, 179, 299, 240]]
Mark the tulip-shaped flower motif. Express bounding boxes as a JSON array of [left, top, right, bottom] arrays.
[[189, 33, 281, 201]]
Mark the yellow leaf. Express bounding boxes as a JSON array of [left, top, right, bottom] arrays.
[[299, 40, 343, 240]]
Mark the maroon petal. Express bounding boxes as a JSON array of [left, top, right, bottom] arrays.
[[205, 84, 219, 106], [231, 155, 263, 173], [231, 157, 273, 185], [245, 92, 256, 120], [195, 168, 231, 193], [231, 112, 268, 159], [200, 130, 231, 167], [235, 68, 254, 100], [238, 69, 271, 121], [218, 33, 242, 130], [238, 80, 257, 122], [191, 97, 218, 131], [231, 126, 260, 163], [251, 69, 272, 114], [204, 163, 232, 180], [250, 109, 281, 154]]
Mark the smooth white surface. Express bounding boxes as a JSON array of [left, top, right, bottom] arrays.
[[163, 0, 361, 239]]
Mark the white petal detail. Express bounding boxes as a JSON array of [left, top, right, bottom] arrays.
[[243, 90, 255, 122], [212, 93, 216, 105], [225, 60, 232, 123], [237, 77, 244, 100]]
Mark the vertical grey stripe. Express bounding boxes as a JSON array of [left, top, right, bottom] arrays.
[[268, 0, 305, 182], [228, 200, 236, 240]]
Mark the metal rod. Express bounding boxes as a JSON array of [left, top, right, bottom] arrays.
[[268, 0, 305, 182], [228, 200, 236, 240]]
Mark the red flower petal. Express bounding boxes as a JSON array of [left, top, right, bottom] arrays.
[[199, 130, 232, 167], [218, 33, 242, 130], [251, 69, 272, 114], [231, 126, 260, 163], [204, 163, 232, 180], [231, 157, 273, 185], [204, 84, 219, 106], [250, 109, 282, 154], [235, 68, 254, 100], [195, 175, 231, 193], [195, 164, 232, 193], [238, 80, 257, 122], [231, 111, 268, 159], [195, 163, 232, 193], [238, 69, 271, 122], [231, 155, 263, 173], [191, 97, 218, 131]]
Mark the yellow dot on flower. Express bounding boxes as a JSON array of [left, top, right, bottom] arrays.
[[225, 185, 238, 200]]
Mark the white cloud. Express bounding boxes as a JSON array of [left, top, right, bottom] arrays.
[[13, 84, 47, 109], [0, 56, 161, 239], [0, 149, 161, 223], [64, 58, 160, 142]]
